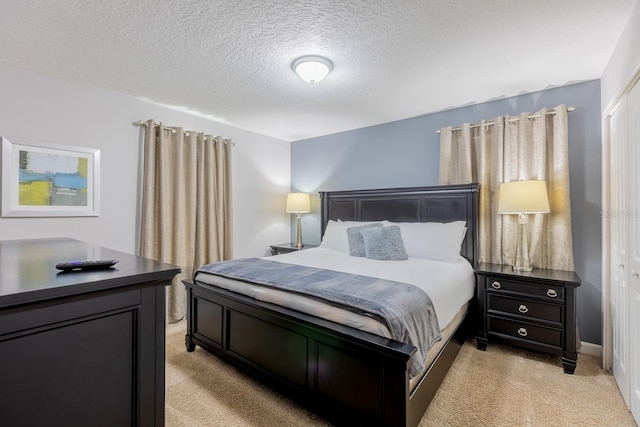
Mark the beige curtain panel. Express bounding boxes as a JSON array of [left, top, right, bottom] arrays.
[[439, 105, 574, 271], [139, 120, 233, 322]]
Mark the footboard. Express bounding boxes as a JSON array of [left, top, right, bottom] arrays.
[[184, 279, 415, 426]]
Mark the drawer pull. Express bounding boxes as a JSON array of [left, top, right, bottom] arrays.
[[518, 304, 529, 313], [546, 289, 558, 298], [632, 271, 639, 279], [517, 327, 528, 337], [619, 263, 625, 270], [491, 281, 501, 289]]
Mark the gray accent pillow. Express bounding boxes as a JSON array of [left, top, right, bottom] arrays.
[[346, 223, 383, 257], [360, 225, 409, 261]]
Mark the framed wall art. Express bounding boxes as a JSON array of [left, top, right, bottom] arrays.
[[1, 137, 100, 217]]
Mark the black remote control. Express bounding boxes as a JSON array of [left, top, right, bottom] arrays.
[[56, 260, 119, 271]]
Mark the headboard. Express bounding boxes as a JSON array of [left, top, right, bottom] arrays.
[[319, 183, 479, 267]]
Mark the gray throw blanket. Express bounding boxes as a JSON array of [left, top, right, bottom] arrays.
[[196, 258, 441, 377]]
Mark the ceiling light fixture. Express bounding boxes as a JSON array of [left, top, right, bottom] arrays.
[[291, 55, 333, 83]]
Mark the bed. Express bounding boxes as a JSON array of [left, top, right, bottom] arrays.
[[184, 183, 479, 426]]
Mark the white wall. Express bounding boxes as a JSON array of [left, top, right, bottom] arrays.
[[601, 1, 640, 112], [0, 62, 291, 258]]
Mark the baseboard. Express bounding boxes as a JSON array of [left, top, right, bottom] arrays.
[[579, 341, 602, 358]]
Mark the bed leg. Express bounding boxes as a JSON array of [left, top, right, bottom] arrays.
[[476, 337, 487, 351], [185, 334, 196, 352]]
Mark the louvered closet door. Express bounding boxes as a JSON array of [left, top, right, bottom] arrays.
[[610, 94, 630, 407], [627, 78, 640, 422]]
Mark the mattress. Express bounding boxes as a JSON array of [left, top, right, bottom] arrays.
[[412, 300, 468, 390], [195, 247, 475, 339]]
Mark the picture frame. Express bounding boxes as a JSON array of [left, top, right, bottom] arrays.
[[1, 137, 100, 217]]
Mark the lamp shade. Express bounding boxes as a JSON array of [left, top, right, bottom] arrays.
[[498, 180, 550, 214], [285, 193, 310, 213], [291, 55, 333, 83]]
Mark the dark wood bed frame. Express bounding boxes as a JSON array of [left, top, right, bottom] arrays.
[[184, 183, 479, 426]]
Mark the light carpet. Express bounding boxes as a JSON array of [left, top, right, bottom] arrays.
[[165, 320, 636, 426]]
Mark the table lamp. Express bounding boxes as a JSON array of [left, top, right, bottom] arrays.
[[286, 193, 311, 249], [498, 180, 550, 272]]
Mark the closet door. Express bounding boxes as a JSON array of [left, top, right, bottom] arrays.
[[628, 79, 640, 422], [610, 95, 630, 406]]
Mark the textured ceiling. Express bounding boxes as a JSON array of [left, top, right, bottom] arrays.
[[0, 0, 637, 141]]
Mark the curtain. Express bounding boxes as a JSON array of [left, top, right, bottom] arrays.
[[139, 120, 233, 322], [439, 105, 574, 271]]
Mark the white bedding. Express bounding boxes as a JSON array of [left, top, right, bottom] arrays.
[[195, 247, 475, 338]]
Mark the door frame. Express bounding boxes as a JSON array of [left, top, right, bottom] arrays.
[[602, 70, 640, 371]]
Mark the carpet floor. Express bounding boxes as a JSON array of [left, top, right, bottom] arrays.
[[165, 320, 636, 426]]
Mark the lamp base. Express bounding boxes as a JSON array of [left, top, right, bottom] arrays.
[[294, 213, 303, 249], [513, 213, 533, 273]]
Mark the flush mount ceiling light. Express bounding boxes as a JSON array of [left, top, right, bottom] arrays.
[[291, 55, 333, 83]]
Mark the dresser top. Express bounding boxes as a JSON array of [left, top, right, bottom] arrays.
[[476, 262, 581, 286], [0, 237, 180, 308]]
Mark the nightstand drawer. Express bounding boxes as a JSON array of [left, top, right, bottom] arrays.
[[488, 317, 562, 349], [488, 294, 562, 324], [485, 277, 564, 302]]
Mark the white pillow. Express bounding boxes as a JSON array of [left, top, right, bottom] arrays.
[[320, 220, 383, 252], [384, 220, 467, 261]]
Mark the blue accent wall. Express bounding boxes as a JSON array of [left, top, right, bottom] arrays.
[[291, 80, 602, 345]]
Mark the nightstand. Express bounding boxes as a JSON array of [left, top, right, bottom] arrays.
[[270, 243, 319, 255], [475, 262, 581, 374]]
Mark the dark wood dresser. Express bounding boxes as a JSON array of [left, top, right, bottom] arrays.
[[476, 262, 581, 373], [0, 238, 180, 427]]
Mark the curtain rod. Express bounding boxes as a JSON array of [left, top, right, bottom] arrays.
[[133, 121, 236, 145], [436, 106, 575, 134]]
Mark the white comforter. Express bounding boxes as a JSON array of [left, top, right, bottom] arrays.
[[195, 248, 475, 337]]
